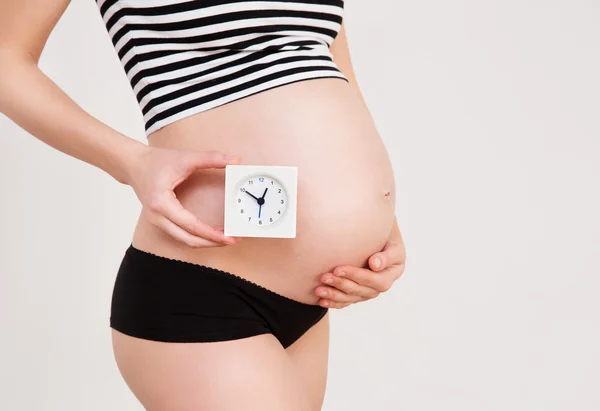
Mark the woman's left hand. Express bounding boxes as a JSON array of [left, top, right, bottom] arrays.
[[315, 218, 406, 309]]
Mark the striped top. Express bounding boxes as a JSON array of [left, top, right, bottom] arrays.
[[95, 0, 349, 136]]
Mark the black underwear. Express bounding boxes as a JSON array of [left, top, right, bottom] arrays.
[[110, 244, 328, 349]]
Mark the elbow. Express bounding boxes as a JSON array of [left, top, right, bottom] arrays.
[[0, 46, 37, 113], [0, 49, 13, 114], [0, 44, 40, 73], [0, 50, 9, 114]]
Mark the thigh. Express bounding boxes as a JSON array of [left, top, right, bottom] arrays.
[[285, 311, 331, 411], [111, 329, 313, 411]]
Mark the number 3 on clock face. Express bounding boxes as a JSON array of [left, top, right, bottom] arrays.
[[224, 165, 297, 238]]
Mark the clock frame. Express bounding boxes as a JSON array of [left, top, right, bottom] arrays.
[[224, 165, 297, 238]]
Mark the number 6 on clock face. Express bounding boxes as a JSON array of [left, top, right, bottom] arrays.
[[224, 165, 298, 238]]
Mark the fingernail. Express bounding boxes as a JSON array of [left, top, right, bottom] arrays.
[[322, 300, 330, 307], [324, 278, 333, 284], [373, 257, 382, 269], [335, 271, 345, 277], [320, 290, 327, 297], [225, 154, 239, 161]]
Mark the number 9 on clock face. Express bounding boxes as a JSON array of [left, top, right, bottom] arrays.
[[237, 176, 287, 226]]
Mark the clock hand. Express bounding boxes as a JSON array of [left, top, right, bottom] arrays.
[[257, 188, 267, 218], [244, 190, 260, 202]]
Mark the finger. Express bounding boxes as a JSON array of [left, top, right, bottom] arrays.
[[212, 224, 245, 242], [320, 273, 379, 300], [334, 265, 403, 293], [154, 214, 224, 248], [182, 150, 242, 176], [319, 299, 352, 309], [150, 191, 236, 245], [209, 224, 245, 243], [368, 242, 405, 272], [170, 151, 243, 190], [315, 285, 363, 304]]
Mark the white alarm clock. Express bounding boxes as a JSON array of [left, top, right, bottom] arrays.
[[224, 165, 298, 238]]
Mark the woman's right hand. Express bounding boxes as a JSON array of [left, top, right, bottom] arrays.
[[126, 145, 242, 248]]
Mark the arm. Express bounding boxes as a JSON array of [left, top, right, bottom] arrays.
[[330, 21, 372, 116], [331, 20, 403, 249], [387, 215, 403, 246], [331, 20, 402, 247], [0, 0, 143, 185], [316, 22, 407, 308], [0, 0, 239, 247]]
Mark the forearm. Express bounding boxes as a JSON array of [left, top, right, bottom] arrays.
[[0, 48, 146, 185]]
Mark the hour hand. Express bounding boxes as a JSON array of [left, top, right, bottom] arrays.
[[244, 190, 260, 202]]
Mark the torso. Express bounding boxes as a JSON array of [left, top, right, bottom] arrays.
[[132, 77, 396, 304], [95, 0, 396, 304]]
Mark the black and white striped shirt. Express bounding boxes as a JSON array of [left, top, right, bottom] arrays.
[[95, 0, 348, 136]]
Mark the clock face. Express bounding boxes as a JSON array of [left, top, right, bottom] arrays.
[[235, 175, 287, 227]]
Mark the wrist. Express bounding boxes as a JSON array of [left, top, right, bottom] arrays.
[[117, 138, 150, 186], [388, 216, 402, 243], [100, 133, 149, 186]]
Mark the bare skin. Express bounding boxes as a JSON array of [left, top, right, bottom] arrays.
[[317, 219, 407, 309], [111, 312, 330, 411], [0, 1, 406, 410]]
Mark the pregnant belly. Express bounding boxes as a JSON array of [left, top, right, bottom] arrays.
[[132, 78, 396, 304]]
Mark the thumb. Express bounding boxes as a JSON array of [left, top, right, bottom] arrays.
[[368, 251, 386, 272], [368, 242, 399, 272]]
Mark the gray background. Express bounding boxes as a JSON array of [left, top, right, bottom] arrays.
[[1, 0, 599, 409]]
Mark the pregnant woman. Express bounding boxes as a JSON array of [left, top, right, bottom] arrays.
[[0, 0, 406, 410]]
